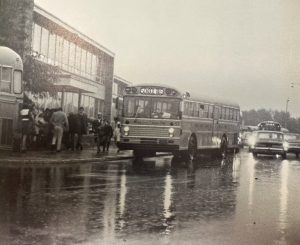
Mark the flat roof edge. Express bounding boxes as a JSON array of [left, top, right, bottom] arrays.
[[34, 4, 115, 57]]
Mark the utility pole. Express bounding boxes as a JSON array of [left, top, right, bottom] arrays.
[[285, 98, 290, 128]]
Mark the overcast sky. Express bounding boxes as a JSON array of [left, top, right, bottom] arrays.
[[35, 0, 300, 117]]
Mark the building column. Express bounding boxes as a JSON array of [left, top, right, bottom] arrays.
[[61, 88, 65, 109], [78, 90, 82, 110]]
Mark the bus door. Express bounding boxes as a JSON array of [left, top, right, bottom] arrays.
[[213, 106, 221, 139]]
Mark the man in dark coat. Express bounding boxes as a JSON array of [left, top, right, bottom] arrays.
[[76, 107, 88, 150], [103, 120, 113, 152], [67, 112, 80, 150]]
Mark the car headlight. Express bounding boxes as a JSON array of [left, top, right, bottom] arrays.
[[283, 141, 289, 150]]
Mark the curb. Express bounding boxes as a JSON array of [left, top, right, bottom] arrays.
[[0, 153, 172, 164]]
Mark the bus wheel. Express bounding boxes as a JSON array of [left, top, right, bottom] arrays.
[[133, 150, 144, 159], [282, 152, 287, 159], [187, 135, 197, 161], [220, 136, 228, 158]]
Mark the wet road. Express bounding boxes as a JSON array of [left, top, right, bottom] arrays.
[[1, 150, 300, 245]]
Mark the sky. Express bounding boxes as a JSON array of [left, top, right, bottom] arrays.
[[35, 0, 300, 117]]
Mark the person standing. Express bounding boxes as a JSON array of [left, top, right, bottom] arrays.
[[103, 120, 113, 152], [114, 122, 121, 153], [92, 113, 103, 153], [20, 103, 34, 153], [50, 108, 69, 152], [67, 112, 80, 151], [77, 107, 87, 150]]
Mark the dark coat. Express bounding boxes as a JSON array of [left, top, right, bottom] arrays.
[[78, 113, 88, 135], [68, 113, 80, 134]]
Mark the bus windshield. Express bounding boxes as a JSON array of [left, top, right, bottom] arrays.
[[123, 97, 181, 119]]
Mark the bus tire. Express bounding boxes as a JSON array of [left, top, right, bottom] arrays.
[[220, 136, 228, 158], [187, 135, 197, 161], [133, 150, 144, 159], [282, 152, 287, 159]]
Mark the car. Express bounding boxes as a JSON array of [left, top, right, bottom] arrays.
[[249, 130, 287, 158], [284, 133, 300, 158]]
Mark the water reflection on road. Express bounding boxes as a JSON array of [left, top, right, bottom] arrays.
[[1, 151, 300, 244]]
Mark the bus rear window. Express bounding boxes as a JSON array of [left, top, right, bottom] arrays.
[[0, 67, 12, 93]]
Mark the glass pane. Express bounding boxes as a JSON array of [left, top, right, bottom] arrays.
[[69, 42, 76, 72], [33, 24, 42, 53], [48, 33, 56, 64], [75, 46, 81, 75], [81, 49, 87, 76], [40, 28, 49, 59], [62, 40, 69, 70], [2, 67, 12, 82], [13, 70, 22, 93]]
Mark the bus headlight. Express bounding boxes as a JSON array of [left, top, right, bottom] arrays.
[[283, 141, 289, 151], [124, 126, 130, 136], [169, 127, 174, 137], [248, 136, 256, 147]]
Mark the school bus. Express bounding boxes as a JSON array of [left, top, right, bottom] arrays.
[[0, 47, 23, 150], [119, 84, 240, 160]]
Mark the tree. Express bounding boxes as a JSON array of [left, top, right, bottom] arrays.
[[23, 55, 61, 97]]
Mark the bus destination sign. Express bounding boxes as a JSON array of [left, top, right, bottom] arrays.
[[140, 87, 164, 95]]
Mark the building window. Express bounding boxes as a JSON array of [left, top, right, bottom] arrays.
[[75, 46, 81, 75], [48, 32, 56, 65], [62, 40, 70, 70], [113, 82, 118, 95], [69, 42, 76, 73], [55, 35, 63, 67], [32, 24, 42, 53], [40, 27, 49, 61], [81, 49, 87, 77]]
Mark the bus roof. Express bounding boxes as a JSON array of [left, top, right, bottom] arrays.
[[125, 83, 240, 109], [0, 46, 23, 70]]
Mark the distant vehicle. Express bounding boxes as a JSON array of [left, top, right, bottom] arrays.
[[240, 125, 258, 146], [257, 121, 281, 132], [284, 133, 300, 158], [0, 46, 23, 150], [249, 130, 287, 158], [119, 84, 240, 160]]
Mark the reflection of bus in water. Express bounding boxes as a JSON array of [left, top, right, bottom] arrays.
[[120, 84, 240, 159], [0, 47, 23, 150]]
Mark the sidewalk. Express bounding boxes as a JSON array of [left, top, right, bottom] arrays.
[[0, 146, 133, 164]]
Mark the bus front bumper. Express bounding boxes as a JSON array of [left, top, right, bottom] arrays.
[[119, 137, 180, 152]]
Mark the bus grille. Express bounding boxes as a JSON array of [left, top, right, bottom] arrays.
[[129, 126, 169, 138]]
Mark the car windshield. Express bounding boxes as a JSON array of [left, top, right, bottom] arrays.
[[285, 134, 300, 140], [257, 132, 283, 140], [123, 97, 181, 119]]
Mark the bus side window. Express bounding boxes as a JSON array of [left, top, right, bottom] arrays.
[[229, 109, 233, 120], [221, 107, 226, 120], [184, 102, 189, 116], [193, 103, 199, 117], [199, 104, 204, 118], [209, 105, 214, 119], [204, 104, 209, 118]]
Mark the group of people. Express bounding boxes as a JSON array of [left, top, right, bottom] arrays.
[[92, 112, 121, 154], [20, 104, 121, 154]]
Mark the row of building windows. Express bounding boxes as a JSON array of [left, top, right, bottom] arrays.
[[183, 101, 239, 121], [28, 92, 104, 119], [32, 23, 102, 83]]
